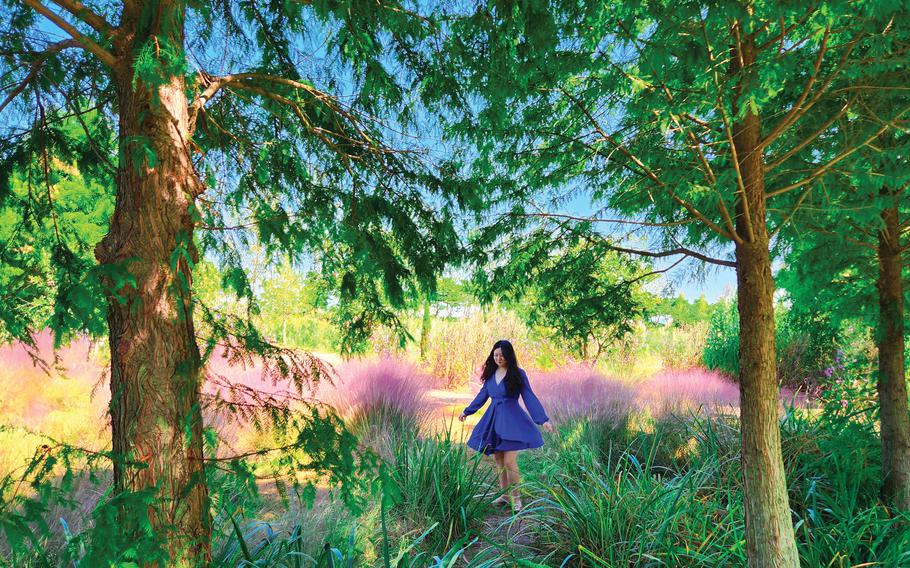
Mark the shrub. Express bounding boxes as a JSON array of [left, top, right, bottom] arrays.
[[702, 298, 740, 379], [703, 298, 843, 392], [776, 309, 840, 394], [644, 322, 709, 370]]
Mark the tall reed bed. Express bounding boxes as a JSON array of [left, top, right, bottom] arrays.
[[415, 308, 570, 388]]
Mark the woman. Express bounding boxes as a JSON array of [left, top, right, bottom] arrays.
[[458, 339, 552, 511]]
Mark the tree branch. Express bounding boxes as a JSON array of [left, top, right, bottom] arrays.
[[767, 105, 910, 197], [188, 73, 233, 129], [664, 109, 740, 240], [50, 81, 117, 174], [603, 243, 737, 268], [557, 85, 735, 241], [224, 81, 355, 161], [769, 183, 814, 241], [624, 255, 688, 285], [765, 94, 856, 172], [760, 27, 829, 149], [804, 221, 877, 252], [47, 0, 115, 37], [0, 39, 78, 114], [518, 211, 696, 228], [188, 72, 398, 181], [190, 72, 371, 140], [628, 38, 739, 242], [756, 4, 818, 52], [700, 14, 749, 245], [37, 94, 62, 245], [20, 0, 117, 68], [760, 31, 861, 150]]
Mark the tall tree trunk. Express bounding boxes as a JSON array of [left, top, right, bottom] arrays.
[[875, 197, 910, 508], [95, 3, 211, 564], [731, 32, 799, 568]]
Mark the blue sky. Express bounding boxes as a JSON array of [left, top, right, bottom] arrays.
[[557, 187, 739, 303], [647, 258, 737, 303]]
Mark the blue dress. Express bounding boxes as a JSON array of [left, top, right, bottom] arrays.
[[462, 368, 549, 455]]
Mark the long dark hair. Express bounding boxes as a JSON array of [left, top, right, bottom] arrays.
[[480, 339, 523, 396]]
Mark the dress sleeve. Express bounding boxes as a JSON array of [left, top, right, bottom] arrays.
[[462, 381, 489, 416], [519, 369, 549, 425]]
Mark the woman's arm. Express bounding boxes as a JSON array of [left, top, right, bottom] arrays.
[[519, 369, 550, 425], [461, 381, 489, 416]]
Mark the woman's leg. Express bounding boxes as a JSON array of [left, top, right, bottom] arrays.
[[493, 452, 509, 489], [495, 452, 508, 490], [491, 452, 509, 503], [502, 451, 521, 505]]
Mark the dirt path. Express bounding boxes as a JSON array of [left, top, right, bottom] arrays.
[[462, 507, 542, 565], [424, 388, 478, 437]]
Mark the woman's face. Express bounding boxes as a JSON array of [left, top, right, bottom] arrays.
[[493, 347, 507, 368]]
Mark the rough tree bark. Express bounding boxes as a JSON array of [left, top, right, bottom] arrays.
[[94, 2, 211, 564], [875, 195, 910, 509], [731, 31, 800, 568]]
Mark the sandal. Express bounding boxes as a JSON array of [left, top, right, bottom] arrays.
[[491, 494, 509, 506], [511, 497, 523, 512]]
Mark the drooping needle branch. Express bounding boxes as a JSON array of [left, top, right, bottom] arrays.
[[20, 0, 117, 69]]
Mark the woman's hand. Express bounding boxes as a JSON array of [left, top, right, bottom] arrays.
[[457, 412, 467, 422], [542, 422, 554, 433]]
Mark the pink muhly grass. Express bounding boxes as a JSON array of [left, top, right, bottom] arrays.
[[0, 332, 107, 433], [325, 357, 432, 428], [201, 354, 433, 458], [531, 364, 635, 421], [318, 356, 433, 458], [0, 330, 102, 379], [635, 369, 741, 415], [530, 365, 804, 422], [202, 346, 336, 400], [200, 346, 338, 454]]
